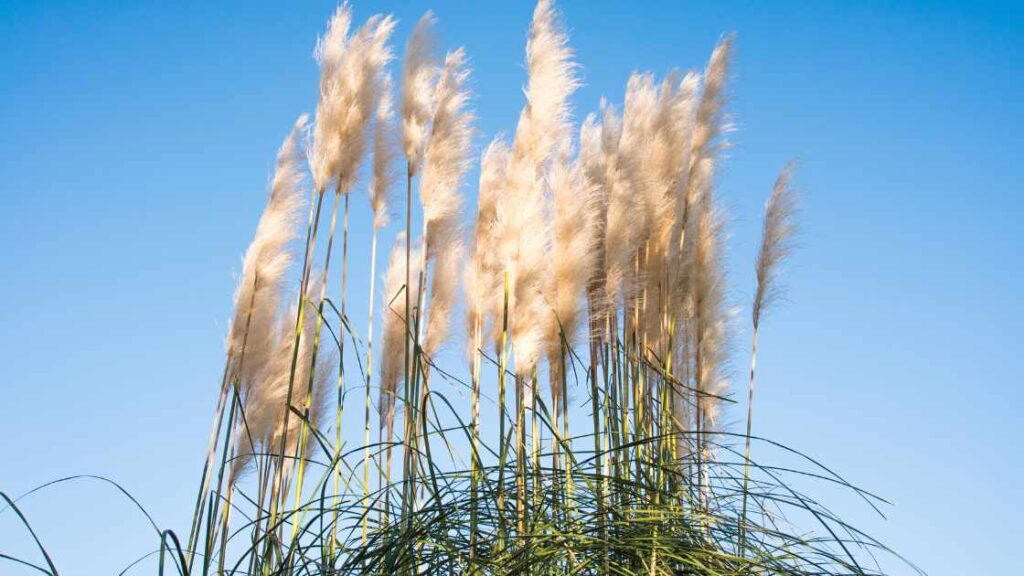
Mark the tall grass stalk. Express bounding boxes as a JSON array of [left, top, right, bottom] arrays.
[[739, 162, 798, 552]]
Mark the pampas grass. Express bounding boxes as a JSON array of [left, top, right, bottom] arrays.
[[379, 232, 423, 486], [421, 47, 474, 357], [401, 12, 440, 177], [740, 161, 799, 549], [186, 114, 309, 567], [6, 4, 916, 576]]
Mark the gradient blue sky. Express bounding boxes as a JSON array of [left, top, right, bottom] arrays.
[[1, 1, 1021, 574]]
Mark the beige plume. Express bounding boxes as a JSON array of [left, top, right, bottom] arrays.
[[421, 49, 475, 356], [227, 115, 309, 392], [753, 162, 798, 326], [545, 150, 600, 402], [231, 275, 335, 483], [401, 12, 441, 175], [379, 233, 424, 422], [492, 0, 578, 375], [370, 74, 397, 229], [466, 138, 511, 359], [311, 5, 396, 194]]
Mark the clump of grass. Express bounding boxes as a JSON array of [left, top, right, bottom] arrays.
[[1, 2, 920, 575]]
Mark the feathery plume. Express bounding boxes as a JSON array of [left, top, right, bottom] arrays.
[[492, 0, 579, 375], [620, 72, 660, 244], [753, 162, 798, 327], [673, 37, 734, 431], [689, 160, 730, 428], [580, 113, 609, 334], [230, 275, 335, 483], [663, 72, 700, 249], [421, 48, 475, 355], [622, 71, 702, 346], [401, 12, 441, 175], [685, 34, 734, 209], [425, 235, 464, 356], [545, 150, 599, 402], [740, 162, 798, 542], [597, 102, 640, 312], [420, 49, 474, 242], [227, 115, 309, 390], [466, 138, 511, 357], [370, 74, 397, 228], [312, 6, 396, 193], [379, 233, 424, 421]]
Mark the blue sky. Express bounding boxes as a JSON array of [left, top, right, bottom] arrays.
[[1, 0, 1021, 574]]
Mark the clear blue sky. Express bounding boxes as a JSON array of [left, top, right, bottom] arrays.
[[1, 1, 1021, 574]]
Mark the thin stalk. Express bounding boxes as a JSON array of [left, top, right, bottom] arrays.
[[204, 384, 238, 576], [267, 185, 325, 560], [186, 362, 231, 570], [361, 221, 380, 546], [588, 331, 607, 574], [290, 186, 343, 544], [496, 270, 510, 552], [738, 322, 760, 553], [216, 470, 235, 575], [469, 311, 482, 562], [515, 375, 526, 539], [400, 167, 414, 528], [530, 368, 540, 536], [413, 213, 430, 517]]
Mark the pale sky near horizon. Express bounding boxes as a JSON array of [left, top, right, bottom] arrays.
[[1, 1, 1021, 574]]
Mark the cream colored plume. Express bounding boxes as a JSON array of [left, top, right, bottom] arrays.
[[596, 101, 640, 313], [671, 37, 734, 430], [227, 115, 309, 391], [515, 0, 579, 167], [421, 49, 474, 355], [370, 73, 397, 229], [666, 72, 700, 249], [401, 12, 441, 175], [379, 233, 424, 421], [545, 149, 599, 402], [685, 35, 733, 209], [579, 113, 609, 333], [425, 233, 465, 356], [230, 275, 335, 483], [620, 71, 701, 347], [311, 5, 396, 193], [466, 138, 511, 359], [620, 72, 660, 243], [420, 48, 474, 245], [622, 71, 700, 255], [753, 162, 798, 327], [688, 159, 731, 428], [491, 0, 578, 375]]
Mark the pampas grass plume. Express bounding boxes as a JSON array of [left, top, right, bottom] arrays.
[[227, 115, 309, 389], [422, 48, 475, 355], [401, 12, 441, 175], [753, 162, 798, 326], [312, 5, 396, 193]]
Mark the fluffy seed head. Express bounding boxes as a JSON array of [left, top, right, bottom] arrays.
[[227, 115, 309, 390], [753, 161, 798, 326], [379, 233, 424, 421], [401, 12, 441, 174], [466, 138, 511, 359], [370, 73, 397, 228], [420, 48, 474, 242], [492, 0, 578, 375], [312, 6, 396, 193]]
